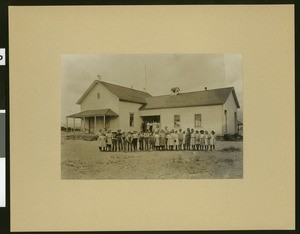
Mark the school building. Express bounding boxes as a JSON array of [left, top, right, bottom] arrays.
[[66, 80, 240, 135]]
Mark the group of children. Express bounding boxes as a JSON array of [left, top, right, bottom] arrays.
[[97, 128, 217, 152]]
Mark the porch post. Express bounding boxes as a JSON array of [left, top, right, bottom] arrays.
[[73, 118, 75, 135], [103, 115, 106, 128], [66, 117, 68, 134], [94, 116, 97, 133], [83, 117, 86, 131]]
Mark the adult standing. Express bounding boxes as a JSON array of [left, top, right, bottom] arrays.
[[138, 131, 144, 151], [132, 131, 138, 151], [178, 129, 183, 150], [160, 130, 166, 151], [144, 130, 150, 151], [116, 129, 123, 152], [185, 128, 191, 150]]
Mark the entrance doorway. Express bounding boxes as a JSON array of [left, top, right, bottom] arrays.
[[142, 115, 161, 132], [89, 117, 94, 133]]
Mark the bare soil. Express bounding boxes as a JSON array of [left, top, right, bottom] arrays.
[[61, 133, 243, 179]]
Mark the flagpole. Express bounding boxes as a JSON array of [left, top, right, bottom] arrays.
[[144, 64, 147, 91]]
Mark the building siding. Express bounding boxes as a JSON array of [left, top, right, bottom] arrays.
[[119, 101, 143, 132], [140, 105, 223, 135], [80, 83, 119, 114], [223, 91, 238, 134]]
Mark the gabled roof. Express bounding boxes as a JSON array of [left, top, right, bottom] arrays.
[[77, 80, 152, 105], [67, 109, 118, 118], [139, 87, 240, 110], [99, 81, 152, 103]]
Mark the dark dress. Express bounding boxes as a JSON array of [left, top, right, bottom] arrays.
[[185, 131, 191, 145]]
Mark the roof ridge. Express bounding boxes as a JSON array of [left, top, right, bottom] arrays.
[[140, 86, 238, 110], [98, 80, 151, 95], [147, 86, 234, 98]]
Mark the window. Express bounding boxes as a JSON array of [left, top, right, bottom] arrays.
[[194, 114, 202, 127], [174, 115, 180, 127], [129, 113, 134, 127], [97, 93, 100, 99]]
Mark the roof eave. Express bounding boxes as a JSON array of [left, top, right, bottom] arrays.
[[139, 103, 224, 111], [76, 80, 98, 105], [119, 99, 147, 104], [231, 88, 241, 108], [76, 80, 121, 105]]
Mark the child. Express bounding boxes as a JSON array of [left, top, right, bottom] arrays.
[[166, 132, 171, 150], [154, 132, 160, 150], [111, 132, 117, 152], [168, 130, 175, 150], [138, 131, 144, 151], [96, 129, 103, 139], [132, 131, 138, 151], [150, 132, 155, 151], [178, 129, 183, 150], [122, 132, 127, 152], [165, 130, 169, 149], [144, 130, 150, 151], [182, 131, 186, 150], [106, 130, 112, 151], [174, 130, 179, 150], [204, 131, 210, 151], [159, 130, 166, 151], [185, 128, 191, 150], [199, 130, 205, 151], [210, 131, 216, 151], [125, 132, 132, 152], [116, 129, 123, 152], [195, 130, 200, 151], [98, 133, 107, 152], [121, 131, 126, 152], [190, 129, 196, 150]]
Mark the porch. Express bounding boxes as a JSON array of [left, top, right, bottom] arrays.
[[66, 109, 118, 134]]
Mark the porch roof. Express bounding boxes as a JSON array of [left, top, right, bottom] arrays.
[[67, 109, 118, 118]]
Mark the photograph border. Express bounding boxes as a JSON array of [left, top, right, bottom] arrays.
[[0, 0, 298, 233]]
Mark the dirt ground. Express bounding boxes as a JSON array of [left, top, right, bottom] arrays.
[[61, 133, 243, 180]]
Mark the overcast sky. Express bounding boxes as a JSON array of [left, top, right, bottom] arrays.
[[61, 54, 242, 125]]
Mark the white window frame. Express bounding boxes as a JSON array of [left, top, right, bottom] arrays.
[[194, 114, 202, 127], [174, 115, 180, 127], [129, 113, 134, 127]]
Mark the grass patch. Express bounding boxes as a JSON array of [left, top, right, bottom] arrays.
[[65, 134, 98, 141], [220, 146, 241, 152]]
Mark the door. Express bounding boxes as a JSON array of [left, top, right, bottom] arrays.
[[89, 117, 94, 133], [105, 117, 110, 129]]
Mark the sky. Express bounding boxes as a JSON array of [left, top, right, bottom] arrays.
[[61, 54, 242, 125]]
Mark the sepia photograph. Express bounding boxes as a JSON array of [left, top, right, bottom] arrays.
[[61, 54, 243, 179]]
